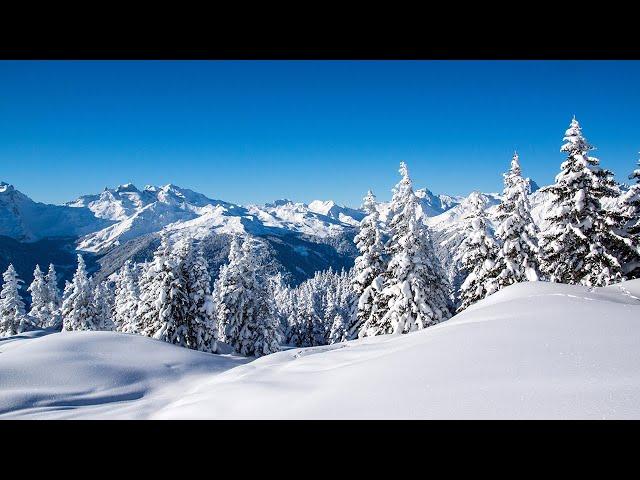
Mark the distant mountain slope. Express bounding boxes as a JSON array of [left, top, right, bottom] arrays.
[[0, 182, 112, 242], [0, 179, 549, 289]]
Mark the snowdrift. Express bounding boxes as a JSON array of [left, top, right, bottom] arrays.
[[1, 279, 640, 419]]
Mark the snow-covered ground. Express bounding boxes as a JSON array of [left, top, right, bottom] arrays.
[[2, 279, 640, 419]]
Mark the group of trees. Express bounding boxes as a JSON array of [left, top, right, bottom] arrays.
[[1, 116, 638, 352], [1, 263, 61, 337], [455, 117, 640, 309], [270, 162, 455, 346], [275, 267, 356, 347]]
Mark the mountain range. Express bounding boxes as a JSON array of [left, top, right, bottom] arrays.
[[0, 179, 543, 289]]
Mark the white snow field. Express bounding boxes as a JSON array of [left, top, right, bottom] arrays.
[[1, 279, 640, 419]]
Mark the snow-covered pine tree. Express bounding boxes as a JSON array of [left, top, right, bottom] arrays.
[[136, 234, 184, 343], [94, 280, 115, 331], [113, 260, 140, 333], [272, 271, 294, 335], [0, 264, 32, 337], [136, 234, 175, 338], [27, 264, 52, 328], [145, 238, 195, 348], [214, 235, 280, 357], [611, 154, 640, 279], [178, 239, 217, 352], [493, 152, 541, 287], [456, 192, 502, 312], [295, 285, 325, 347], [62, 255, 100, 331], [213, 235, 244, 343], [243, 238, 281, 357], [361, 162, 452, 336], [539, 117, 623, 286], [45, 264, 62, 328], [347, 190, 385, 340]]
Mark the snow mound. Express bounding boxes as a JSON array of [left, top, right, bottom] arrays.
[[0, 331, 247, 418], [2, 280, 640, 419]]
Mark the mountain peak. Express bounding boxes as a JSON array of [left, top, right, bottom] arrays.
[[0, 182, 15, 193], [115, 183, 139, 193]]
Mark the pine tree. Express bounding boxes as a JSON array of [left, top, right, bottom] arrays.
[[246, 238, 281, 357], [611, 154, 640, 279], [27, 265, 52, 328], [45, 264, 62, 328], [456, 192, 502, 312], [94, 280, 115, 331], [347, 190, 385, 340], [361, 162, 451, 336], [539, 117, 623, 286], [113, 260, 140, 333], [0, 264, 32, 337], [62, 255, 100, 331], [136, 234, 174, 338], [213, 236, 244, 343], [176, 239, 217, 352], [214, 236, 280, 357], [493, 152, 541, 287]]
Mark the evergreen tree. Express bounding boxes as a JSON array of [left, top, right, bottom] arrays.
[[62, 255, 99, 331], [0, 264, 32, 337], [347, 190, 385, 340], [94, 280, 115, 331], [611, 154, 640, 279], [136, 234, 175, 338], [214, 235, 280, 357], [213, 236, 244, 343], [45, 264, 62, 328], [456, 192, 502, 312], [27, 265, 51, 328], [113, 260, 140, 333], [361, 162, 451, 336], [175, 239, 217, 352], [150, 239, 194, 347], [539, 117, 623, 286], [493, 152, 541, 287]]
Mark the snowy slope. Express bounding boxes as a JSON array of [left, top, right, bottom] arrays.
[[2, 279, 639, 419]]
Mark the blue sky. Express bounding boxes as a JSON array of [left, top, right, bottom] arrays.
[[1, 60, 639, 207]]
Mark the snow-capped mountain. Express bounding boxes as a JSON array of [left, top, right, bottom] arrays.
[[307, 200, 365, 226], [0, 182, 112, 242], [69, 183, 242, 252], [0, 178, 548, 287]]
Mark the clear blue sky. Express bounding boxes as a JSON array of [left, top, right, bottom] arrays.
[[1, 60, 639, 207]]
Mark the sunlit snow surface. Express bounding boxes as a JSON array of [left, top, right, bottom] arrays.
[[1, 279, 640, 419]]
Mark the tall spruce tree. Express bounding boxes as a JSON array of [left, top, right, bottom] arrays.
[[113, 260, 140, 333], [28, 265, 52, 328], [611, 154, 640, 279], [456, 192, 501, 312], [45, 264, 62, 328], [94, 280, 115, 331], [539, 117, 623, 286], [136, 234, 175, 338], [174, 239, 217, 352], [214, 235, 280, 357], [493, 152, 541, 287], [61, 255, 100, 331], [361, 162, 451, 336], [0, 264, 32, 337], [347, 190, 385, 340]]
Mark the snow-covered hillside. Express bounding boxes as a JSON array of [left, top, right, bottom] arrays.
[[2, 279, 639, 419]]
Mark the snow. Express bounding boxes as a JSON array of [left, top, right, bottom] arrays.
[[2, 279, 640, 419]]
